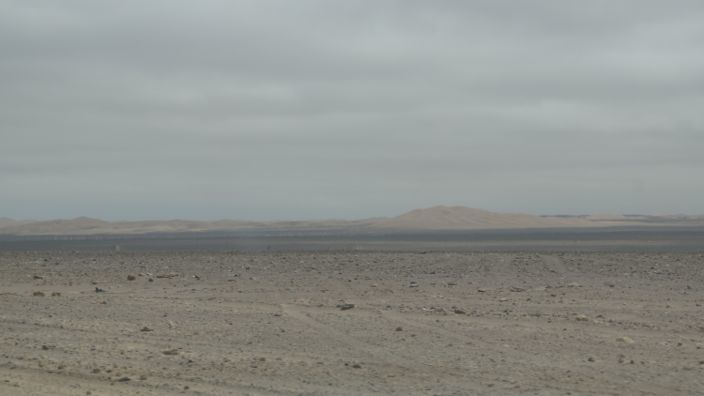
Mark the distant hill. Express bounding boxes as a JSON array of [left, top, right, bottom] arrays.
[[0, 217, 376, 236], [0, 217, 20, 229], [0, 206, 702, 236], [3, 217, 110, 234], [372, 206, 593, 230]]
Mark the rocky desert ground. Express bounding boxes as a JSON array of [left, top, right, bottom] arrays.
[[1, 249, 704, 395]]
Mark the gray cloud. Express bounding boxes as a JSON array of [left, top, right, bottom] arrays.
[[2, 0, 703, 220]]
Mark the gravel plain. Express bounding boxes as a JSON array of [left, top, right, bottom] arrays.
[[1, 250, 704, 395]]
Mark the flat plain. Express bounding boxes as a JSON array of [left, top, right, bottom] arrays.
[[1, 233, 704, 395]]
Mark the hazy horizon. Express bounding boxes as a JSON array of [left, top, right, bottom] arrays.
[[3, 1, 703, 221], [2, 204, 702, 223]]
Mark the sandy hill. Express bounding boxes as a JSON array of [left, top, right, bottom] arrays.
[[0, 217, 377, 236], [372, 206, 593, 230], [6, 217, 111, 234], [1, 207, 703, 236], [0, 218, 18, 228]]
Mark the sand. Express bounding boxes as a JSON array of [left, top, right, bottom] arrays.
[[1, 250, 703, 395], [3, 206, 704, 236]]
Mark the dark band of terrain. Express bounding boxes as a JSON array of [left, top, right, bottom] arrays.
[[1, 227, 704, 253]]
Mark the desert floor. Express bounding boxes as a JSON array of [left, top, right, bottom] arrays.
[[1, 250, 703, 395]]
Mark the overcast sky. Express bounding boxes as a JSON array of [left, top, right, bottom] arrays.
[[2, 1, 703, 220]]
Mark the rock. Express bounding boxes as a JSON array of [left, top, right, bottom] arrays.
[[616, 336, 635, 344], [51, 292, 61, 297], [116, 376, 131, 382], [336, 303, 355, 311], [409, 281, 419, 288], [32, 291, 45, 297], [156, 273, 179, 279], [95, 287, 105, 293], [140, 326, 153, 332], [127, 275, 136, 281], [510, 287, 526, 292], [352, 363, 361, 369], [453, 308, 466, 314], [567, 282, 582, 288], [193, 274, 201, 280], [33, 275, 44, 280], [498, 297, 508, 302], [395, 326, 403, 331], [430, 307, 448, 315], [575, 314, 589, 322], [162, 349, 179, 355], [477, 288, 488, 293]]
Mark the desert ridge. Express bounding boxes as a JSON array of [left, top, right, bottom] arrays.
[[370, 206, 593, 230], [1, 206, 703, 236]]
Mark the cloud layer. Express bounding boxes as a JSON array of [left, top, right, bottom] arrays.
[[2, 1, 703, 219]]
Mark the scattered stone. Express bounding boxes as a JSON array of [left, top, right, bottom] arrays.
[[395, 326, 403, 331], [140, 326, 153, 332], [33, 275, 44, 280], [127, 275, 136, 281], [567, 282, 582, 288], [351, 363, 361, 369], [587, 356, 595, 362], [453, 308, 466, 314], [156, 273, 179, 279], [51, 292, 61, 297], [193, 274, 201, 280], [409, 281, 419, 288], [32, 291, 45, 297], [498, 297, 508, 302], [162, 349, 179, 355], [510, 287, 526, 292], [616, 336, 635, 344], [116, 376, 131, 382], [337, 303, 355, 311], [428, 306, 448, 315], [575, 314, 589, 322], [477, 288, 488, 293], [95, 287, 105, 293]]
